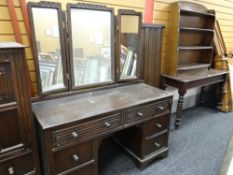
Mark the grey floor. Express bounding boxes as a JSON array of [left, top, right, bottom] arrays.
[[100, 106, 233, 175]]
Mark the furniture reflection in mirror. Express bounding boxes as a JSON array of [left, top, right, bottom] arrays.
[[67, 3, 114, 88], [118, 10, 142, 80], [28, 2, 67, 94]]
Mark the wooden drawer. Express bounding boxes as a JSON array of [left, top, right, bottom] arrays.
[[143, 115, 169, 137], [144, 132, 168, 156], [64, 163, 95, 175], [0, 108, 24, 154], [53, 140, 94, 174], [125, 100, 170, 125], [52, 113, 122, 148], [0, 153, 34, 175]]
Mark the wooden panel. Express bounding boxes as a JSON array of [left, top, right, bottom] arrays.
[[0, 0, 6, 5], [15, 7, 23, 20], [0, 35, 15, 42], [0, 21, 13, 34], [0, 7, 10, 20], [27, 59, 35, 71]]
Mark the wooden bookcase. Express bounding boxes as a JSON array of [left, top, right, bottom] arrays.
[[164, 1, 215, 76]]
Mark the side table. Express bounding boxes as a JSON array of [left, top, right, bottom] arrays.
[[161, 69, 228, 129]]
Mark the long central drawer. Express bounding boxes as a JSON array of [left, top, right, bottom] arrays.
[[52, 113, 122, 149]]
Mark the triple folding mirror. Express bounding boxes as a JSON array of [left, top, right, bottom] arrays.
[[28, 2, 141, 96]]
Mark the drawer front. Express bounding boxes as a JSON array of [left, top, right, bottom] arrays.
[[143, 115, 169, 137], [65, 163, 95, 175], [0, 153, 34, 175], [0, 108, 24, 154], [144, 132, 168, 156], [53, 113, 122, 148], [125, 100, 170, 125], [53, 141, 94, 174]]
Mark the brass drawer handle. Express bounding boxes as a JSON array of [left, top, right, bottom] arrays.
[[71, 131, 79, 138], [104, 122, 111, 127], [154, 142, 160, 148], [158, 106, 164, 110], [137, 112, 144, 117], [72, 154, 79, 162], [156, 123, 162, 128], [8, 167, 14, 175]]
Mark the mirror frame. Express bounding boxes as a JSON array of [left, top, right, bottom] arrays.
[[28, 1, 68, 96], [67, 3, 115, 90], [117, 9, 142, 82]]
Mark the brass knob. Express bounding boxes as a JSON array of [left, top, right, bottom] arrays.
[[71, 131, 78, 138], [137, 112, 144, 117], [8, 167, 14, 175], [158, 106, 164, 110], [156, 123, 162, 128], [104, 122, 111, 127], [72, 154, 79, 162], [154, 142, 160, 148]]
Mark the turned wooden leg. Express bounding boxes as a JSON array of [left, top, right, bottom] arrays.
[[217, 81, 225, 112], [160, 77, 167, 90], [200, 86, 207, 104], [175, 88, 187, 129]]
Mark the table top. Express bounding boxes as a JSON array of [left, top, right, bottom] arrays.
[[33, 83, 172, 129], [161, 69, 228, 83]]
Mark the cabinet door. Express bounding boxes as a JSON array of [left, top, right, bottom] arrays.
[[0, 62, 14, 103], [0, 108, 26, 154], [0, 56, 28, 155]]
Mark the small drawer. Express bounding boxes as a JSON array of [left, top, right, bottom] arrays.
[[143, 115, 169, 137], [53, 141, 94, 174], [125, 100, 170, 125], [0, 153, 34, 175], [53, 113, 122, 148], [144, 132, 168, 156]]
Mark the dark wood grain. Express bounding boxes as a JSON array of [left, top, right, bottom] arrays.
[[33, 83, 171, 129], [33, 83, 173, 174], [0, 43, 40, 174], [141, 24, 164, 87]]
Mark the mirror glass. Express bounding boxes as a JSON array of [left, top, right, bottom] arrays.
[[31, 8, 65, 92], [119, 15, 139, 80], [70, 9, 113, 87]]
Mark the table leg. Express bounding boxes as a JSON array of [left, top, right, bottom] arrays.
[[217, 81, 225, 112], [200, 86, 207, 104], [160, 77, 167, 90], [175, 88, 187, 129]]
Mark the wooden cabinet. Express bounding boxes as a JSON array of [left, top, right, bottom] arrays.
[[0, 43, 40, 174], [164, 1, 215, 76], [33, 83, 172, 174], [141, 24, 164, 87]]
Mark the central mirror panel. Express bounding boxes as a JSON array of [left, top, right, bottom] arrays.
[[67, 4, 114, 88]]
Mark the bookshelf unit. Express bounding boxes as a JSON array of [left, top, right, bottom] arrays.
[[164, 1, 215, 76], [161, 1, 228, 129]]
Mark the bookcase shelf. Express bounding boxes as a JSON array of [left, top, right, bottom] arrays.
[[177, 63, 210, 71], [179, 46, 213, 50], [180, 9, 215, 18], [179, 27, 214, 33], [163, 1, 216, 76]]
